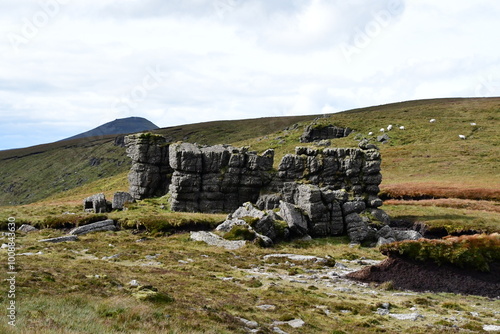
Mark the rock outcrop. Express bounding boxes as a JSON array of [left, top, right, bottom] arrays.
[[168, 143, 274, 213], [125, 134, 172, 200], [300, 124, 353, 143], [124, 133, 390, 241]]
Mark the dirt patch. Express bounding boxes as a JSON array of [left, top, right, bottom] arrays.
[[346, 256, 500, 298]]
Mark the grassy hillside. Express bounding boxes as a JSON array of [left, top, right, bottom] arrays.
[[0, 115, 316, 205], [0, 98, 499, 205]]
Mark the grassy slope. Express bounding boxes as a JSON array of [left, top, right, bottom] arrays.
[[0, 115, 316, 206], [0, 97, 499, 206], [1, 97, 499, 334], [234, 97, 500, 200]]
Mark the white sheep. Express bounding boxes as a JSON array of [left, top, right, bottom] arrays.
[[430, 119, 436, 123], [470, 122, 477, 126], [399, 126, 405, 130], [379, 128, 385, 132], [368, 132, 373, 136], [387, 124, 393, 131], [459, 135, 466, 140]]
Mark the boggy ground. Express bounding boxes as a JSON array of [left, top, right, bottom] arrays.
[[347, 256, 500, 298]]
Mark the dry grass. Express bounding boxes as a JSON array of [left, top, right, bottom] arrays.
[[381, 182, 500, 201], [385, 198, 500, 213]]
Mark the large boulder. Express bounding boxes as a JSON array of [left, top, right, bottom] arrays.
[[83, 193, 108, 213], [69, 219, 117, 236], [112, 192, 134, 210], [345, 213, 370, 243], [279, 201, 308, 237]]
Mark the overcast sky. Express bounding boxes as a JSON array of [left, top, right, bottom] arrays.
[[0, 0, 499, 150]]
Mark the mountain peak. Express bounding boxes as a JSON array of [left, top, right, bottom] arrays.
[[62, 116, 159, 141]]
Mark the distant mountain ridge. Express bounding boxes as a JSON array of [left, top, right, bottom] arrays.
[[62, 117, 159, 141]]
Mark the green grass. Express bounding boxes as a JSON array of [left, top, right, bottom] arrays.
[[1, 228, 499, 333]]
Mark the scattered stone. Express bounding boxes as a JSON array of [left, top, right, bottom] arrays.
[[190, 231, 246, 250], [237, 317, 258, 329], [69, 219, 117, 235], [257, 304, 276, 311], [484, 325, 500, 332], [263, 253, 326, 264], [17, 224, 38, 233], [18, 251, 43, 256], [388, 313, 424, 321], [39, 235, 78, 243], [287, 319, 305, 328], [376, 308, 390, 315], [129, 280, 139, 287], [102, 254, 120, 260], [273, 327, 289, 334], [377, 133, 390, 143], [273, 318, 305, 329]]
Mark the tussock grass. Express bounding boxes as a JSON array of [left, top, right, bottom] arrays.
[[380, 233, 500, 271]]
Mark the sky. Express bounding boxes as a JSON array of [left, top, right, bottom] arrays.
[[0, 0, 499, 150]]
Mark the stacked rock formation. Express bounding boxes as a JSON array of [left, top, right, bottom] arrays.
[[168, 142, 274, 213], [125, 133, 172, 199], [125, 134, 389, 240], [258, 144, 383, 238]]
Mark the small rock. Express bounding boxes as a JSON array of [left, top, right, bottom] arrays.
[[287, 319, 305, 328], [18, 224, 38, 233], [190, 231, 246, 250], [273, 327, 289, 334], [388, 313, 424, 321], [18, 251, 43, 256], [39, 235, 78, 243], [129, 280, 139, 287], [237, 317, 258, 329], [376, 308, 390, 315], [102, 254, 120, 260], [484, 325, 500, 332], [257, 304, 276, 311]]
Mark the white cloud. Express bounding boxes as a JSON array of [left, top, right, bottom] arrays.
[[0, 0, 499, 150]]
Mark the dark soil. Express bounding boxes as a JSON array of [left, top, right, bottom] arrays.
[[346, 256, 500, 298]]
